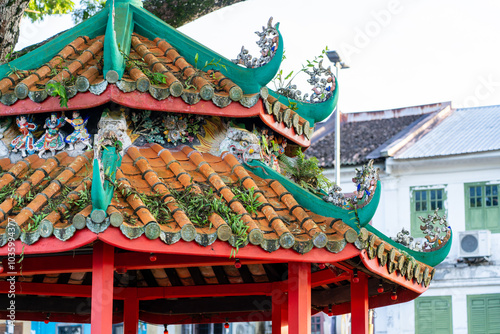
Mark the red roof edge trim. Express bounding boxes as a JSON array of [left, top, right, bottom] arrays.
[[98, 227, 361, 263], [0, 85, 263, 117], [328, 288, 421, 316], [360, 250, 427, 293], [259, 109, 311, 147], [0, 230, 97, 256]]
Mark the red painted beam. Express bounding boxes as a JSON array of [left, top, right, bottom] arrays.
[[0, 311, 123, 324], [328, 288, 422, 316], [0, 85, 263, 118], [0, 281, 92, 298], [311, 269, 350, 288], [124, 289, 139, 334], [139, 310, 272, 325], [0, 255, 92, 276], [360, 249, 427, 293], [288, 262, 311, 334], [351, 272, 369, 334], [0, 281, 272, 301], [0, 281, 127, 299], [99, 228, 361, 264], [91, 241, 115, 334], [0, 252, 279, 277], [114, 252, 278, 270], [138, 282, 274, 300], [272, 282, 288, 334]]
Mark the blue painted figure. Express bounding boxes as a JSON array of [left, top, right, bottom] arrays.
[[65, 111, 92, 150], [11, 115, 37, 157], [35, 113, 66, 158]]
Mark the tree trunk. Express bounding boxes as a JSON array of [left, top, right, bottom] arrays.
[[143, 0, 246, 28], [0, 0, 30, 64]]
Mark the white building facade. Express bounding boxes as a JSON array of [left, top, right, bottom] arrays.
[[313, 104, 500, 334]]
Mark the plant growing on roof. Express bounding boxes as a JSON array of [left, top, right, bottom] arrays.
[[183, 53, 226, 91], [233, 186, 263, 216], [46, 68, 79, 108], [25, 212, 49, 232], [278, 148, 332, 194]]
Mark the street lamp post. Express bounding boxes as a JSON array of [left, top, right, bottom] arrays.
[[326, 50, 349, 188]]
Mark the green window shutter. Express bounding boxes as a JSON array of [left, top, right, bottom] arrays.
[[468, 294, 500, 334], [464, 183, 500, 233], [415, 296, 453, 334], [411, 187, 447, 237]]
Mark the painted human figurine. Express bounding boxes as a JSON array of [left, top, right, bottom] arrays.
[[11, 115, 37, 157], [65, 111, 92, 150], [34, 113, 66, 158]]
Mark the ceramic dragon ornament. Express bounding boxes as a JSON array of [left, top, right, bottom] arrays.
[[194, 118, 261, 163]]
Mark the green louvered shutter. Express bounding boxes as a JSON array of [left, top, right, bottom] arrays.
[[415, 296, 453, 334], [468, 294, 500, 333]]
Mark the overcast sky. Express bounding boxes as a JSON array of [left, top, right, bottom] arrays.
[[16, 0, 500, 113]]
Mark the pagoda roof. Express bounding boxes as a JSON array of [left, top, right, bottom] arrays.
[[0, 0, 337, 147], [0, 146, 446, 296]]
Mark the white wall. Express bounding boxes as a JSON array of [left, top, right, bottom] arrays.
[[328, 151, 500, 334]]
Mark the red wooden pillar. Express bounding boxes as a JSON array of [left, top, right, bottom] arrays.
[[288, 262, 311, 334], [124, 289, 139, 334], [91, 241, 115, 333], [272, 283, 288, 334], [351, 272, 369, 334]]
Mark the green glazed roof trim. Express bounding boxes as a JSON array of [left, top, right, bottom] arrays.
[[109, 0, 143, 7], [131, 5, 284, 94], [2, 0, 284, 94], [268, 76, 339, 125], [0, 9, 108, 78], [245, 160, 451, 267], [244, 160, 380, 231], [91, 146, 122, 218], [103, 3, 134, 81], [365, 224, 452, 267]]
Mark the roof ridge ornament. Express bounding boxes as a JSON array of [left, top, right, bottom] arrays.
[[90, 109, 126, 224], [103, 0, 134, 82], [105, 0, 143, 8], [232, 17, 279, 69]]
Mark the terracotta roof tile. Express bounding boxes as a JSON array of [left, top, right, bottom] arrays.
[[0, 34, 260, 110], [0, 145, 443, 287], [308, 114, 426, 166]]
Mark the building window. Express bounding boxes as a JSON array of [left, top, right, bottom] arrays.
[[465, 182, 500, 232], [415, 296, 453, 334], [181, 324, 193, 334], [57, 325, 84, 334], [112, 324, 123, 334], [467, 294, 500, 333], [411, 187, 446, 237], [311, 315, 321, 334]]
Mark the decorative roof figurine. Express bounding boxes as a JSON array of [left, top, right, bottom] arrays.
[[65, 111, 92, 150], [34, 112, 66, 158], [10, 115, 37, 157]]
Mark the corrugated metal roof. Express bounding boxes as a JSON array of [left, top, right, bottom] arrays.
[[395, 105, 500, 159]]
